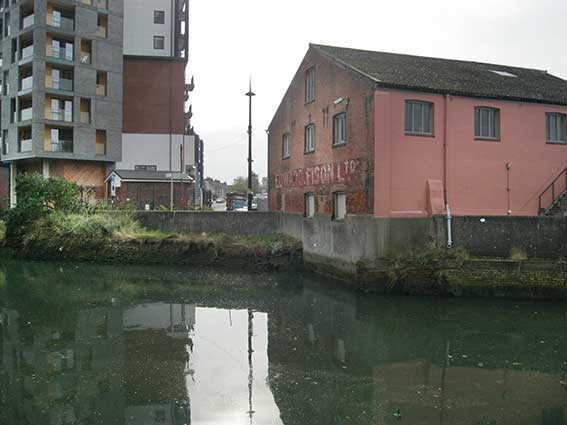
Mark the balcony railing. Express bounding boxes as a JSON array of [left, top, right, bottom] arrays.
[[96, 84, 106, 96], [80, 112, 90, 124], [50, 140, 73, 153], [19, 107, 33, 121], [96, 26, 107, 38], [50, 109, 73, 122], [22, 14, 34, 29], [51, 16, 74, 31], [51, 78, 73, 92], [20, 76, 33, 91], [20, 45, 33, 60], [19, 139, 32, 152], [49, 46, 74, 61], [80, 52, 91, 64]]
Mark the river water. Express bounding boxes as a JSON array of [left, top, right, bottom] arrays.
[[0, 260, 566, 425]]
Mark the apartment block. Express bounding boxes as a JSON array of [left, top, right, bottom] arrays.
[[0, 0, 124, 202], [118, 0, 192, 174]]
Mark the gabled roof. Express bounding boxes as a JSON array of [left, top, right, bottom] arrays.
[[311, 44, 567, 105], [106, 169, 194, 183]]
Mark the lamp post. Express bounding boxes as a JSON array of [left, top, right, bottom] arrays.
[[245, 81, 255, 211]]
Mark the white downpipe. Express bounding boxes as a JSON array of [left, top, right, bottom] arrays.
[[446, 204, 453, 249]]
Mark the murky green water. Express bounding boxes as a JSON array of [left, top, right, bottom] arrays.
[[1, 260, 566, 425]]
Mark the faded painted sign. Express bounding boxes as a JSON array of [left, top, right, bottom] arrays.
[[274, 159, 361, 189]]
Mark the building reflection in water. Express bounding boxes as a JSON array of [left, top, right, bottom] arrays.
[[1, 269, 567, 425], [267, 281, 567, 425], [0, 303, 193, 425]]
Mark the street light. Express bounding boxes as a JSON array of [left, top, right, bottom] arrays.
[[245, 80, 255, 211]]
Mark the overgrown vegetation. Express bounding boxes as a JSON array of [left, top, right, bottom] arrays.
[[2, 173, 300, 269]]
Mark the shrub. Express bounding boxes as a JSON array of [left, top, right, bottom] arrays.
[[6, 174, 81, 243], [510, 246, 528, 261]]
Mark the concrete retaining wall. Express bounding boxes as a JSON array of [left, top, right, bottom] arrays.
[[135, 211, 281, 235], [134, 212, 567, 268], [436, 216, 567, 259]]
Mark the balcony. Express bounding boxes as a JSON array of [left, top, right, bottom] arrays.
[[22, 14, 34, 29], [96, 26, 107, 38], [51, 78, 73, 92], [48, 47, 74, 62], [50, 16, 74, 31], [19, 107, 32, 121], [50, 140, 73, 153], [50, 109, 73, 122], [19, 76, 33, 92], [19, 139, 32, 152], [20, 45, 33, 61]]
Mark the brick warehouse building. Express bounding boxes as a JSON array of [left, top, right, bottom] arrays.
[[268, 44, 567, 218]]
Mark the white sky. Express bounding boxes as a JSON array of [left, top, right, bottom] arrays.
[[188, 0, 567, 184]]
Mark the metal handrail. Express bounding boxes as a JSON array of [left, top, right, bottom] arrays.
[[539, 167, 567, 214]]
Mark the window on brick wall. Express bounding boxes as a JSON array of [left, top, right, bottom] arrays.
[[305, 67, 315, 103], [282, 133, 290, 159], [333, 192, 346, 220], [546, 113, 566, 144], [333, 113, 347, 146], [304, 193, 315, 218], [405, 100, 433, 135], [304, 124, 315, 153], [475, 107, 500, 140]]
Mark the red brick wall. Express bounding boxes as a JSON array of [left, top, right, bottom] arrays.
[[268, 47, 376, 215], [123, 58, 186, 134], [113, 181, 193, 210]]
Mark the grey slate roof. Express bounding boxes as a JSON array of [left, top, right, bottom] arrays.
[[312, 44, 567, 105], [108, 170, 193, 182]]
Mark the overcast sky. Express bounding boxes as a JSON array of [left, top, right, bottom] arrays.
[[188, 0, 567, 184]]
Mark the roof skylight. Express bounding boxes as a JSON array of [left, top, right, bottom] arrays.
[[490, 70, 518, 78]]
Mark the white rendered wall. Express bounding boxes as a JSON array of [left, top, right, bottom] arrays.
[[118, 134, 195, 172], [124, 0, 173, 57]]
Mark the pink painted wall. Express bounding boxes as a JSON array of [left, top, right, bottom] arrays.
[[375, 89, 567, 217]]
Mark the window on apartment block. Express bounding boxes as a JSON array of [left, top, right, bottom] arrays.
[[154, 10, 165, 24], [333, 192, 346, 220], [96, 130, 106, 155], [475, 107, 500, 140], [305, 67, 315, 103], [2, 130, 8, 155], [304, 124, 315, 153], [405, 100, 433, 135], [546, 113, 566, 144], [304, 193, 315, 218], [333, 113, 347, 146], [153, 35, 165, 50], [282, 133, 290, 159]]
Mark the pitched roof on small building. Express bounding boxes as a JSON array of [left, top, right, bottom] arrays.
[[106, 169, 194, 183], [311, 43, 567, 105]]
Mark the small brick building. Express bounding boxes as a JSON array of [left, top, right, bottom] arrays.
[[268, 44, 567, 218], [106, 170, 194, 210]]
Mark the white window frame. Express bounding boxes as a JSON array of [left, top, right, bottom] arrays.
[[405, 100, 434, 136], [304, 124, 315, 153], [475, 107, 500, 140], [304, 193, 315, 218], [282, 133, 290, 159], [305, 67, 315, 103], [333, 113, 347, 146], [546, 113, 567, 144], [333, 192, 346, 220]]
